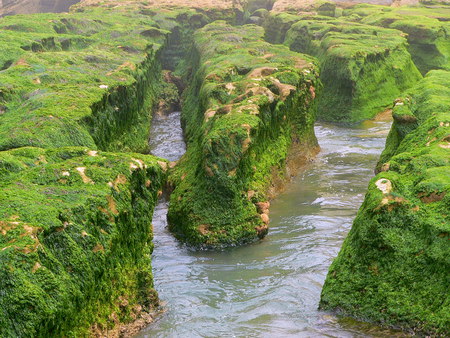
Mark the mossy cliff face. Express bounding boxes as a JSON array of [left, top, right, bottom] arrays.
[[342, 3, 450, 75], [0, 7, 168, 153], [0, 147, 167, 336], [0, 5, 171, 336], [167, 22, 320, 248], [276, 14, 422, 123], [320, 70, 450, 335]]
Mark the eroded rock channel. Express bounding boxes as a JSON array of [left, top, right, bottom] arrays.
[[143, 112, 406, 336], [0, 0, 448, 336]]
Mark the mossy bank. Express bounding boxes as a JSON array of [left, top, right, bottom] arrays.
[[0, 5, 172, 336], [320, 70, 450, 335], [167, 22, 321, 248], [264, 12, 422, 123]]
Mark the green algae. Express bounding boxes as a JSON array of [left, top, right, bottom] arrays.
[[342, 3, 450, 75], [0, 8, 168, 153], [167, 21, 321, 248], [283, 17, 422, 123], [320, 70, 450, 335], [0, 147, 167, 336], [0, 5, 175, 335], [263, 12, 300, 44]]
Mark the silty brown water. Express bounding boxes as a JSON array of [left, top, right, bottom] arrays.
[[140, 111, 407, 337]]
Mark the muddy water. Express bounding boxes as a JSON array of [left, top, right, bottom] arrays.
[[140, 113, 406, 337]]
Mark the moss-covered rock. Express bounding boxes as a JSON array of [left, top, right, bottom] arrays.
[[0, 8, 169, 153], [320, 70, 450, 335], [343, 3, 450, 74], [0, 147, 167, 336], [283, 17, 422, 122], [167, 22, 321, 248], [263, 12, 302, 44], [0, 5, 177, 335]]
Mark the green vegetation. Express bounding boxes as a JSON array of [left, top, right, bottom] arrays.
[[320, 70, 450, 335], [0, 6, 171, 335], [263, 12, 300, 44], [0, 8, 171, 153], [0, 147, 167, 336], [0, 0, 449, 335], [167, 22, 321, 247], [283, 16, 422, 122], [343, 4, 450, 74]]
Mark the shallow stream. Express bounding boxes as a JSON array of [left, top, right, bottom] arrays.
[[139, 112, 406, 337]]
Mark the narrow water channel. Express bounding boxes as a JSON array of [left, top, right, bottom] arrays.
[[140, 112, 405, 337]]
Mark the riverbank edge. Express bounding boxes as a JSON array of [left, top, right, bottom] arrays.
[[320, 69, 450, 335]]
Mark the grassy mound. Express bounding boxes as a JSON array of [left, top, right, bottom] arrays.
[[320, 70, 450, 335], [167, 22, 321, 247], [283, 17, 422, 122]]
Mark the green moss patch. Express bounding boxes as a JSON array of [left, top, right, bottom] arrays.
[[343, 3, 450, 75], [283, 17, 422, 123], [167, 22, 321, 248], [0, 8, 169, 153], [0, 146, 167, 336], [320, 70, 450, 335]]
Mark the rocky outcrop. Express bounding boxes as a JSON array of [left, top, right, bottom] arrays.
[[0, 6, 170, 336], [343, 3, 450, 74], [263, 12, 422, 123], [320, 70, 450, 336], [283, 17, 422, 122], [167, 22, 320, 247]]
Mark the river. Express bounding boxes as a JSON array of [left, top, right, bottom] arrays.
[[139, 111, 407, 337]]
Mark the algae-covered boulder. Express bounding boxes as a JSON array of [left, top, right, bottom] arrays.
[[0, 147, 167, 336], [0, 5, 174, 335], [0, 8, 168, 153], [320, 70, 450, 335], [284, 17, 422, 122], [167, 22, 321, 247], [343, 3, 450, 74]]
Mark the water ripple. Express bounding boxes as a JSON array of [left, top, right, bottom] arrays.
[[136, 119, 409, 337]]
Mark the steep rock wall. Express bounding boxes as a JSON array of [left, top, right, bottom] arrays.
[[167, 22, 321, 247], [320, 70, 450, 335]]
